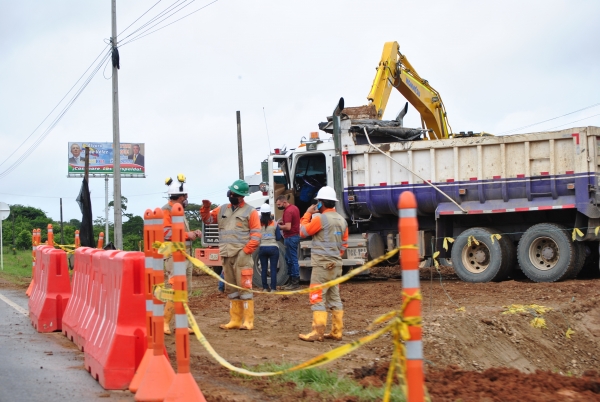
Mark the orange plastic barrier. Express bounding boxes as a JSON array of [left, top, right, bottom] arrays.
[[83, 249, 147, 390], [61, 247, 103, 350], [135, 208, 175, 401], [46, 224, 54, 245], [75, 230, 81, 248], [26, 228, 41, 297], [398, 191, 424, 402], [28, 245, 71, 332], [97, 232, 105, 249], [164, 204, 206, 402]]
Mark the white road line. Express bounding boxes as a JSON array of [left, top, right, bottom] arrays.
[[0, 291, 28, 316]]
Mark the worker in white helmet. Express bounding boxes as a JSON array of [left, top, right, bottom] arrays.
[[298, 186, 348, 342], [162, 175, 201, 335]]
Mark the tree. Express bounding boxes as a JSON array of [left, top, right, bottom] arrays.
[[16, 229, 32, 250], [108, 195, 133, 219], [69, 219, 81, 229]]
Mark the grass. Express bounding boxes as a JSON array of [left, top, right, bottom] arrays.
[[0, 249, 33, 286], [234, 362, 406, 401], [189, 289, 203, 298]]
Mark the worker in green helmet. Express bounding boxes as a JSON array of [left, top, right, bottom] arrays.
[[200, 179, 261, 330]]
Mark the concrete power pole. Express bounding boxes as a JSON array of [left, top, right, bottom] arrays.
[[236, 111, 244, 180], [111, 0, 123, 249]]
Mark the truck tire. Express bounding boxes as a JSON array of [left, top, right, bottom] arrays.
[[568, 242, 586, 279], [498, 234, 517, 280], [251, 247, 289, 289], [516, 223, 577, 282], [451, 227, 510, 282]]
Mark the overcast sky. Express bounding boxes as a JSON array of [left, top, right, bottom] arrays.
[[1, 0, 599, 228]]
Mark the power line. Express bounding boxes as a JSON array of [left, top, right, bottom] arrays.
[[542, 112, 600, 131], [498, 102, 600, 135], [0, 45, 110, 170], [117, 0, 164, 38], [119, 0, 220, 47], [118, 0, 189, 43], [0, 49, 113, 179]]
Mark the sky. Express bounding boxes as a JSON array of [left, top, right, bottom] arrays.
[[1, 0, 599, 231]]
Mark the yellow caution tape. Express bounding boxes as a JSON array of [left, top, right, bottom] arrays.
[[572, 227, 584, 241], [455, 306, 466, 312], [595, 227, 600, 236], [467, 235, 479, 247], [152, 283, 188, 302], [442, 237, 454, 251], [432, 251, 440, 268], [53, 242, 76, 255], [490, 234, 502, 244], [530, 317, 547, 329], [184, 302, 392, 376], [154, 241, 401, 296], [565, 327, 575, 338], [502, 304, 552, 315]]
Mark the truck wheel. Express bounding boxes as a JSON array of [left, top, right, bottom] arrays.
[[450, 227, 509, 282], [568, 242, 586, 279], [251, 247, 289, 289], [516, 223, 577, 282]]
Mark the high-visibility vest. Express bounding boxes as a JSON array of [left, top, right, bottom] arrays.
[[311, 211, 347, 260], [217, 203, 257, 257], [260, 222, 277, 247]]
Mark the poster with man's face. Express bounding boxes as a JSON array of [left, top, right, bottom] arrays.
[[67, 142, 145, 177]]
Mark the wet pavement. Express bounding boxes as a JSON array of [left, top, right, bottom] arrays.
[[0, 288, 135, 402]]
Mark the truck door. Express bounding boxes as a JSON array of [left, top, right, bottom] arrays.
[[292, 153, 328, 215]]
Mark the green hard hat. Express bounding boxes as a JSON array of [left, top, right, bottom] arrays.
[[228, 179, 251, 197]]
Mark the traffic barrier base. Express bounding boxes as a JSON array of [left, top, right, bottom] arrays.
[[84, 250, 147, 390], [28, 245, 71, 333]]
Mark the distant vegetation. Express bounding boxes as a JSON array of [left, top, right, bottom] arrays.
[[1, 201, 209, 252]]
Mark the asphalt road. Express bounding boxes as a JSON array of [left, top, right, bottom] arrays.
[[0, 288, 134, 402]]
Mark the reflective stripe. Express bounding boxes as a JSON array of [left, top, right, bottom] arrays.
[[172, 216, 184, 223], [405, 340, 423, 360], [153, 258, 163, 271], [227, 292, 240, 299], [153, 304, 164, 316], [402, 270, 420, 289], [146, 300, 154, 312], [312, 249, 342, 257], [164, 228, 172, 240], [250, 229, 261, 233], [145, 257, 153, 268], [399, 208, 417, 218], [300, 227, 309, 237], [173, 261, 187, 276], [175, 314, 188, 328]]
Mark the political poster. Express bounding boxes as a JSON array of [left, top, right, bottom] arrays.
[[67, 142, 145, 178]]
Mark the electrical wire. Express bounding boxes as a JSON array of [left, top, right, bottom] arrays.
[[498, 102, 600, 135], [117, 0, 164, 38], [0, 45, 110, 170], [119, 0, 220, 47], [0, 49, 113, 180], [542, 112, 600, 131], [118, 0, 190, 43]]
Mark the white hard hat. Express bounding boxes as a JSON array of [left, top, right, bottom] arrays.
[[259, 204, 271, 214], [315, 186, 338, 201], [167, 182, 187, 196]]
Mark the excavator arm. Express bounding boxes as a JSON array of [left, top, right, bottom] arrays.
[[367, 41, 452, 139]]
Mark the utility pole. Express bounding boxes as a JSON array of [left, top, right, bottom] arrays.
[[111, 0, 123, 249], [236, 111, 244, 180]]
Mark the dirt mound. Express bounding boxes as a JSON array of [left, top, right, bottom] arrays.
[[354, 362, 600, 401]]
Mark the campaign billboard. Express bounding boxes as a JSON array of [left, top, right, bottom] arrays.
[[68, 142, 145, 178]]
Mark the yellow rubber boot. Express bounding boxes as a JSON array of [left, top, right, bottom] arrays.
[[163, 301, 174, 335], [324, 310, 344, 340], [298, 311, 328, 342], [219, 300, 243, 330], [240, 300, 254, 330]]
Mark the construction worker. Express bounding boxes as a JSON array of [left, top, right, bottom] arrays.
[[298, 186, 348, 342], [162, 175, 201, 335], [201, 179, 261, 330]]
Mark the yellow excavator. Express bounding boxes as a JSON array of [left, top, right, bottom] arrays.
[[366, 41, 452, 139]]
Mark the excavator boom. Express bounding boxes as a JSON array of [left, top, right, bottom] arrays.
[[367, 41, 451, 139]]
